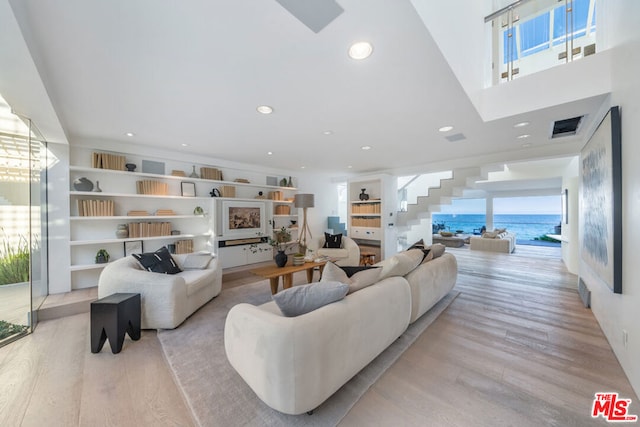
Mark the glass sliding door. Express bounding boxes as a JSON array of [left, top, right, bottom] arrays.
[[0, 94, 48, 346]]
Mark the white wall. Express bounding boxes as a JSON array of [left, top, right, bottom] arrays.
[[581, 0, 640, 397]]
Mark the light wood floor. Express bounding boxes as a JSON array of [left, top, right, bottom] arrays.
[[0, 246, 636, 426]]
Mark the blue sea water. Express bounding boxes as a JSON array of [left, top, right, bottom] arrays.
[[432, 214, 562, 241]]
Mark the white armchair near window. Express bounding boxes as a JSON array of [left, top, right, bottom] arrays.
[[316, 235, 360, 266]]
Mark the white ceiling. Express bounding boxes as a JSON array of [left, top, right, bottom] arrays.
[[7, 0, 608, 175]]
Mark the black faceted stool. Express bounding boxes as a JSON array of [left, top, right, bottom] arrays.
[[91, 293, 141, 354]]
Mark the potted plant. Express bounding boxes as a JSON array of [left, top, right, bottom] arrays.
[[269, 227, 291, 267], [292, 253, 305, 266], [95, 249, 110, 264]]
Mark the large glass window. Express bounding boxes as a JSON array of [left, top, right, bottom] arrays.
[[0, 94, 48, 346]]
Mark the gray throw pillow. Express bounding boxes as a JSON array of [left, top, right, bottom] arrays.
[[272, 281, 349, 317]]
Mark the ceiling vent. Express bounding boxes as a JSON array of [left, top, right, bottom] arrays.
[[551, 116, 583, 138], [445, 133, 466, 142]]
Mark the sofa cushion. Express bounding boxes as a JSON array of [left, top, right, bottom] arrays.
[[132, 247, 182, 274], [272, 281, 349, 317], [323, 232, 342, 248], [430, 243, 446, 260], [320, 262, 381, 293], [183, 252, 213, 269], [376, 249, 424, 280]]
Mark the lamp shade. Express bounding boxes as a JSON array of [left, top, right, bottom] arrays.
[[294, 193, 315, 208]]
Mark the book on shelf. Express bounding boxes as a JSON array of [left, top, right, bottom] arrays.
[[77, 199, 114, 216], [127, 210, 149, 216], [92, 152, 126, 171]]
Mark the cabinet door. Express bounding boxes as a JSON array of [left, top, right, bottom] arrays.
[[219, 245, 248, 269], [247, 243, 273, 264]]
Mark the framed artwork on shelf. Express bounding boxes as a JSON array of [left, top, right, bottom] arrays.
[[579, 106, 622, 294], [124, 240, 143, 257], [181, 181, 196, 197]]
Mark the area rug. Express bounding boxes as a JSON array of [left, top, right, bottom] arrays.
[[158, 281, 459, 427]]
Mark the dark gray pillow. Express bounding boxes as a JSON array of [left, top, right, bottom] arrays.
[[132, 246, 182, 274], [272, 281, 349, 317], [323, 232, 342, 248], [339, 265, 380, 278]]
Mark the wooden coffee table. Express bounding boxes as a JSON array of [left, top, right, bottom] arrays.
[[250, 261, 328, 294]]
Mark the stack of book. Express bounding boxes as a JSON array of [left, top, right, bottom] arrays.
[[127, 222, 172, 237], [127, 210, 149, 216], [77, 199, 114, 216], [269, 191, 284, 200], [156, 209, 176, 216], [200, 167, 223, 180], [92, 152, 126, 171], [220, 186, 236, 197], [175, 239, 194, 254], [136, 180, 169, 195]]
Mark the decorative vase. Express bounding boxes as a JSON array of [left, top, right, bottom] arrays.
[[73, 177, 94, 192], [94, 180, 102, 192], [287, 176, 293, 187], [359, 188, 369, 201], [280, 178, 288, 187], [275, 250, 287, 268], [125, 163, 136, 172], [190, 165, 199, 178], [96, 254, 108, 264], [116, 224, 129, 238]]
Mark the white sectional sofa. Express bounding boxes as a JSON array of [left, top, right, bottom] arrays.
[[98, 253, 222, 329], [224, 250, 457, 415]]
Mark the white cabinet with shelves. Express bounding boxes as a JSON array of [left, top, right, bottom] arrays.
[[218, 243, 273, 269], [68, 147, 301, 288], [348, 175, 397, 260]]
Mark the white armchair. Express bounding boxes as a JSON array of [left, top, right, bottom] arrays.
[[316, 235, 361, 266]]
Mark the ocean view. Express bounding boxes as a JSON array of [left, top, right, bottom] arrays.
[[432, 213, 562, 241]]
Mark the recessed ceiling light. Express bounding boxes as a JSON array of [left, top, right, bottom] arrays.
[[267, 151, 273, 155], [323, 130, 333, 135], [347, 165, 353, 168], [181, 143, 189, 147], [256, 105, 273, 114], [125, 132, 135, 137], [517, 134, 530, 139], [514, 121, 530, 128], [300, 166, 306, 169], [348, 41, 373, 60], [438, 126, 453, 132], [361, 145, 372, 150], [522, 142, 532, 148]]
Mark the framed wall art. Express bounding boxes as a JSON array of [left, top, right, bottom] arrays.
[[580, 106, 622, 294]]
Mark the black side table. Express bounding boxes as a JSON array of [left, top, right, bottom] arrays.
[[91, 293, 141, 354]]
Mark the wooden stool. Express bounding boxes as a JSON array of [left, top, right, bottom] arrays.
[[91, 293, 141, 354], [360, 252, 376, 266]]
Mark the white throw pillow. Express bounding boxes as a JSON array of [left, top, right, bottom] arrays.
[[320, 261, 382, 294], [182, 252, 213, 269], [376, 249, 424, 279]]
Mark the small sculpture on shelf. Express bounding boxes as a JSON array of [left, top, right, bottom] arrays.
[[190, 166, 199, 178], [73, 177, 93, 192], [210, 188, 221, 197], [359, 188, 369, 201], [115, 224, 129, 238], [125, 163, 136, 172], [94, 180, 102, 192]]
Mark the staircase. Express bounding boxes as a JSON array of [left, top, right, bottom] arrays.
[[396, 165, 501, 246]]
